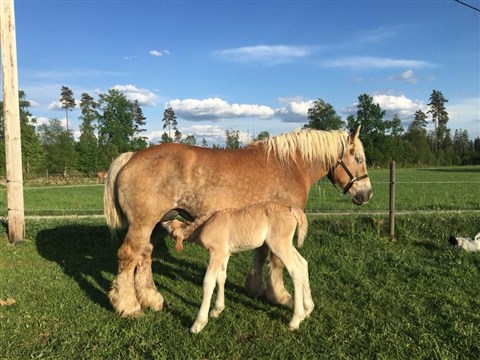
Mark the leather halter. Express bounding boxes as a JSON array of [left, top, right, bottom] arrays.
[[327, 158, 369, 195]]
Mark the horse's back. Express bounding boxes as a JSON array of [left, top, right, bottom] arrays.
[[115, 143, 308, 222]]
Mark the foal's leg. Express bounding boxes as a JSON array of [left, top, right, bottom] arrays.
[[134, 242, 164, 311], [245, 244, 268, 298], [210, 256, 230, 318], [109, 224, 152, 317], [191, 254, 225, 334], [266, 254, 294, 307], [269, 243, 306, 330], [293, 249, 314, 317]]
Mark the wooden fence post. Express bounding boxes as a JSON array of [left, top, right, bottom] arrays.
[[1, 0, 25, 243], [389, 161, 396, 240]]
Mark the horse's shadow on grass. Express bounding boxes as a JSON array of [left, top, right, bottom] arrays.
[[35, 224, 284, 324]]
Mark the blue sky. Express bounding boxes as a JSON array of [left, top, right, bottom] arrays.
[[10, 0, 480, 145]]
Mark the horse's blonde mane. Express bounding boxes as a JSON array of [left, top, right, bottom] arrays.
[[249, 129, 360, 166]]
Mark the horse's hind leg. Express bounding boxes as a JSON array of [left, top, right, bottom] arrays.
[[109, 224, 152, 317], [266, 254, 294, 308], [245, 244, 268, 298], [134, 241, 164, 311]]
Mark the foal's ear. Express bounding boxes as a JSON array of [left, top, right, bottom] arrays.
[[349, 125, 361, 144]]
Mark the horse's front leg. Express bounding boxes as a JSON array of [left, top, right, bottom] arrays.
[[266, 254, 294, 308], [245, 243, 268, 298], [134, 241, 164, 312], [210, 256, 230, 318]]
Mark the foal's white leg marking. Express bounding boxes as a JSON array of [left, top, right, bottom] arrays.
[[190, 257, 223, 334], [210, 256, 230, 318]]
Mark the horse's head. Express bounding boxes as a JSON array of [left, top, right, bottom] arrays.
[[328, 126, 372, 205]]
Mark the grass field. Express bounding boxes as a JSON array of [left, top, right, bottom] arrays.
[[0, 166, 479, 359], [0, 165, 479, 216]]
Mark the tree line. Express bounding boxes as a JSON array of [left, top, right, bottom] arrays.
[[0, 87, 478, 179], [303, 91, 479, 167]]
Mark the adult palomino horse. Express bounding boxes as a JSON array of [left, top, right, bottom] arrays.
[[104, 126, 372, 317]]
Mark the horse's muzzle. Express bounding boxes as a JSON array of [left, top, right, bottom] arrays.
[[352, 189, 372, 205]]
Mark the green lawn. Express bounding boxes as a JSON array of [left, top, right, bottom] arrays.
[[1, 212, 479, 359], [0, 166, 479, 358]]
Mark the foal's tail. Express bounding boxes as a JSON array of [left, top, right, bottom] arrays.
[[104, 152, 135, 232], [291, 207, 308, 247]]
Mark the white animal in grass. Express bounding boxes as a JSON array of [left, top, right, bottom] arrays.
[[162, 201, 314, 334], [448, 232, 480, 252]]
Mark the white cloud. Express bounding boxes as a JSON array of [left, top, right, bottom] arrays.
[[213, 45, 315, 64], [167, 98, 275, 121], [343, 94, 427, 120], [47, 100, 62, 111], [358, 27, 397, 44], [47, 99, 80, 111], [274, 98, 313, 123], [145, 124, 232, 146], [111, 84, 158, 106], [322, 56, 434, 69], [448, 97, 480, 137], [389, 69, 418, 84], [149, 49, 171, 57], [33, 116, 50, 127]]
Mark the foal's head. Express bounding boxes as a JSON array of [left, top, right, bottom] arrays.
[[162, 219, 187, 251], [328, 126, 372, 205]]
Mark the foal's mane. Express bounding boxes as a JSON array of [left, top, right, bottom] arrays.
[[248, 129, 357, 166]]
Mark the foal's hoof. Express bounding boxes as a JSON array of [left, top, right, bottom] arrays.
[[190, 320, 207, 334], [209, 307, 224, 318]]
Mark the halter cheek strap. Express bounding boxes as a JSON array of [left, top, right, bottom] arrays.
[[328, 159, 369, 195]]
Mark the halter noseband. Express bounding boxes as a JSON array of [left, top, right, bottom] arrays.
[[327, 159, 369, 195]]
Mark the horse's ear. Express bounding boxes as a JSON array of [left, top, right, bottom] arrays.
[[349, 125, 361, 144]]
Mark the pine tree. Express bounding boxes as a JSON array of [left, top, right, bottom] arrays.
[[131, 100, 148, 150], [427, 90, 449, 155], [162, 107, 178, 139], [77, 92, 99, 175], [60, 86, 76, 131]]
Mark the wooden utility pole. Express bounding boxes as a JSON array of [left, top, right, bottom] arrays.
[[1, 0, 25, 243]]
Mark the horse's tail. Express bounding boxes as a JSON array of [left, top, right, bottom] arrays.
[[291, 207, 308, 247], [104, 152, 135, 232]]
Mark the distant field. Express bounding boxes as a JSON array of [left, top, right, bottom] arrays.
[[0, 165, 478, 216]]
